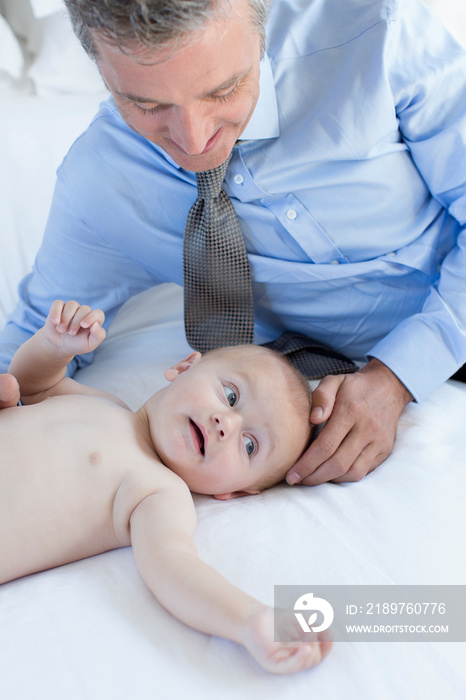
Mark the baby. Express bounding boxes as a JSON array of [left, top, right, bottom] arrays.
[[0, 301, 332, 674]]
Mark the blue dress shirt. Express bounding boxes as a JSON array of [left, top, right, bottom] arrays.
[[2, 0, 466, 402]]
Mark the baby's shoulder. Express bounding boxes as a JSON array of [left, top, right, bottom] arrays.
[[112, 453, 187, 543]]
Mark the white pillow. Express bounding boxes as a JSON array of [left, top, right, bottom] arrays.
[[0, 92, 106, 328], [423, 0, 466, 48], [29, 0, 62, 18], [0, 0, 36, 49], [0, 14, 24, 80], [1, 0, 104, 94], [27, 9, 105, 95]]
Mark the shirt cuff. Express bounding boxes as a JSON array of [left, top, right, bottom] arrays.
[[367, 317, 466, 403]]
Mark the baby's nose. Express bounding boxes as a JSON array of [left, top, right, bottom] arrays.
[[211, 412, 238, 439]]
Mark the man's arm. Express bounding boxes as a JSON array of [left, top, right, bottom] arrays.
[[130, 484, 332, 674], [0, 140, 152, 378], [288, 2, 466, 487], [287, 359, 413, 486]]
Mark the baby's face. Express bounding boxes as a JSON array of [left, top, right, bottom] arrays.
[[144, 347, 311, 498]]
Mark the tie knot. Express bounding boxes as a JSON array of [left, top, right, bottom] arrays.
[[196, 152, 232, 198]]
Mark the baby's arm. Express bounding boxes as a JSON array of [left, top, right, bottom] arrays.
[[8, 300, 116, 404], [130, 484, 331, 674]]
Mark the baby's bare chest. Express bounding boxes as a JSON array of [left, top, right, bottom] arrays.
[[0, 397, 160, 537], [3, 396, 135, 473]]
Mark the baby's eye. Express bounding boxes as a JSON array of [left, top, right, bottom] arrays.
[[224, 385, 238, 407], [243, 435, 257, 457]]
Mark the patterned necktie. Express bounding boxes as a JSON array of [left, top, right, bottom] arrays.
[[262, 331, 358, 380], [183, 152, 254, 352]]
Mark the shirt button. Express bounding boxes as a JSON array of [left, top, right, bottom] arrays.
[[387, 251, 396, 257], [286, 209, 297, 220], [330, 259, 340, 265], [234, 173, 244, 185]]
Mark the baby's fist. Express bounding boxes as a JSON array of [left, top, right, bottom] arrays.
[[46, 300, 106, 354]]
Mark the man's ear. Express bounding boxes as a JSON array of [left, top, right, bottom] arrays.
[[213, 489, 261, 501], [164, 351, 202, 382]]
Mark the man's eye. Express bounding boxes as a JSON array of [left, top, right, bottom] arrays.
[[243, 435, 257, 457], [212, 82, 240, 102], [134, 103, 162, 115], [223, 385, 238, 407]]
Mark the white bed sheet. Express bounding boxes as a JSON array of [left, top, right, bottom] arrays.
[[1, 280, 466, 699], [1, 6, 466, 696]]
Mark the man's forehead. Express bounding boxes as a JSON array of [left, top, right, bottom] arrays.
[[93, 28, 193, 66], [95, 25, 257, 106]]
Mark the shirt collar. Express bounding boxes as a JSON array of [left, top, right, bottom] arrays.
[[241, 52, 279, 141]]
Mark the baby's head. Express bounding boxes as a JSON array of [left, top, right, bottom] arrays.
[[145, 344, 312, 499]]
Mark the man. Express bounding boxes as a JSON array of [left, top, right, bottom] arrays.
[[1, 0, 465, 486]]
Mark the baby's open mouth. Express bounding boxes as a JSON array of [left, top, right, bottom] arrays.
[[190, 419, 205, 456]]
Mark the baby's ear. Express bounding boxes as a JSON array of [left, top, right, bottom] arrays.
[[213, 489, 261, 501], [164, 351, 202, 382]]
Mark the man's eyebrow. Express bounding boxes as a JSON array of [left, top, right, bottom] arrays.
[[116, 70, 251, 106], [209, 72, 249, 94], [116, 91, 161, 104]]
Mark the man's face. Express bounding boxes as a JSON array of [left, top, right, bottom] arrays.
[[95, 0, 262, 171], [144, 348, 311, 498]]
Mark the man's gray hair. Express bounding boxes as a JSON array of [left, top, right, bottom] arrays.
[[63, 0, 271, 59]]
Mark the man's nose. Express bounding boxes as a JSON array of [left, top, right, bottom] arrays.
[[211, 412, 239, 440], [168, 103, 215, 155]]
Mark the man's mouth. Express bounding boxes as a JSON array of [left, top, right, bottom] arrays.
[[166, 127, 222, 156], [189, 419, 206, 456]]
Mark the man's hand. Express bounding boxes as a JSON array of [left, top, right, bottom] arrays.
[[42, 300, 106, 358], [0, 373, 20, 408], [286, 359, 413, 486]]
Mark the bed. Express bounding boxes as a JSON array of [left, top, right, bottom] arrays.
[[1, 1, 465, 698]]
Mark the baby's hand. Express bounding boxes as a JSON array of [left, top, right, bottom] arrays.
[[242, 606, 332, 675], [43, 300, 106, 356]]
